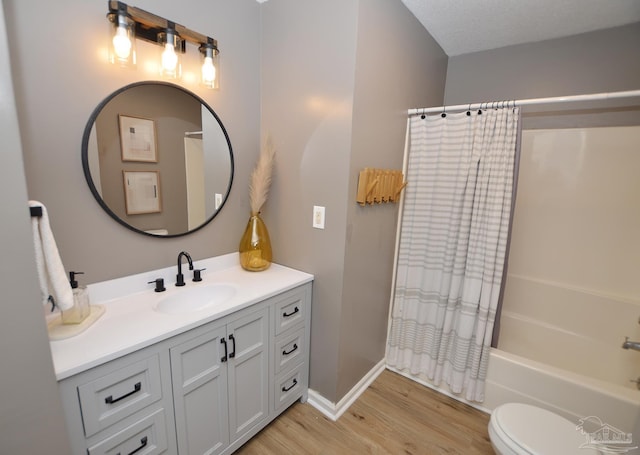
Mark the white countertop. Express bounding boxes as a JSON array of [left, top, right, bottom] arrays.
[[49, 253, 313, 381]]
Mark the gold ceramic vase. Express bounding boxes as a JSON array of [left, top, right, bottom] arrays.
[[239, 212, 272, 271]]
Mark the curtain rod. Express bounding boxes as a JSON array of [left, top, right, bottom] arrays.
[[408, 89, 640, 116]]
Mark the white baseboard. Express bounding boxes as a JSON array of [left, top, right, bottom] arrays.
[[307, 359, 386, 421]]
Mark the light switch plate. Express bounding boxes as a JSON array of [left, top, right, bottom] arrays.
[[313, 206, 325, 229]]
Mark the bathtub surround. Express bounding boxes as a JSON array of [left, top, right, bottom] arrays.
[[483, 125, 640, 436]]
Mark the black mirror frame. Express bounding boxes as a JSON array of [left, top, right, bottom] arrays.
[[81, 81, 234, 238]]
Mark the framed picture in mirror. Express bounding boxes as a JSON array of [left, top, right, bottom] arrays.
[[119, 114, 158, 162], [123, 170, 162, 214]]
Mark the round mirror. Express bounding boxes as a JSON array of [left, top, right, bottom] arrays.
[[82, 81, 233, 237]]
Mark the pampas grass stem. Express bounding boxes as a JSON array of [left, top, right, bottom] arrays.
[[249, 136, 276, 214]]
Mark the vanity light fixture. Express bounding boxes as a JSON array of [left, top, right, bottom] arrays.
[[106, 1, 219, 88]]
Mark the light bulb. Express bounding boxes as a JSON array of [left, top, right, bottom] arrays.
[[162, 42, 178, 72], [202, 56, 216, 86], [112, 25, 132, 60]]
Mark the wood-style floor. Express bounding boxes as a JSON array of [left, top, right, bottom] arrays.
[[236, 369, 494, 454]]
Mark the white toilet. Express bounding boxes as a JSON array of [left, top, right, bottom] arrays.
[[488, 403, 600, 454]]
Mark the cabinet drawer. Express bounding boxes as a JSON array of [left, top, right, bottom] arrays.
[[274, 366, 304, 415], [274, 328, 305, 375], [273, 288, 307, 336], [87, 408, 168, 455], [78, 354, 163, 437]]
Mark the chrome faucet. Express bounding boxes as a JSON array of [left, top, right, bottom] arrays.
[[622, 337, 640, 351], [176, 251, 194, 286]]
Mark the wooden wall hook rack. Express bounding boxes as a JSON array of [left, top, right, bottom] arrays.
[[356, 168, 406, 206]]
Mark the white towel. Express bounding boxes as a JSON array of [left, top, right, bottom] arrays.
[[29, 201, 74, 311]]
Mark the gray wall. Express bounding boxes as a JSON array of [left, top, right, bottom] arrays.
[[444, 23, 640, 128], [0, 3, 71, 453], [5, 0, 261, 283], [261, 0, 447, 401], [339, 0, 447, 400], [3, 0, 446, 418], [260, 0, 360, 402]]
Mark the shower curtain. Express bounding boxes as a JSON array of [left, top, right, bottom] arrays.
[[387, 107, 520, 402]]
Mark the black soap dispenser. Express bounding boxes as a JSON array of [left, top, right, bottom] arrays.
[[61, 271, 91, 325]]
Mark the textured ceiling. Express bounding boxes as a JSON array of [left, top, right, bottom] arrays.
[[401, 0, 640, 56]]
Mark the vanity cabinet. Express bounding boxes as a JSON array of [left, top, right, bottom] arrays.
[[58, 283, 311, 455], [170, 307, 269, 454], [58, 345, 177, 455]]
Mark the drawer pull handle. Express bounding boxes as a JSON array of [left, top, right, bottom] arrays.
[[116, 436, 148, 455], [282, 307, 299, 318], [282, 378, 298, 392], [105, 382, 141, 404], [282, 343, 298, 356], [229, 334, 236, 359], [221, 338, 228, 362]]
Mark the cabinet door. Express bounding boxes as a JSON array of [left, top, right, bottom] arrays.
[[226, 308, 269, 444], [171, 325, 229, 455]]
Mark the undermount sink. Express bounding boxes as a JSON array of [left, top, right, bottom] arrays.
[[154, 283, 237, 314]]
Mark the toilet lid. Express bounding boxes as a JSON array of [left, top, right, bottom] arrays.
[[492, 403, 598, 455]]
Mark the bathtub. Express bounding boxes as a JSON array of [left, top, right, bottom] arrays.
[[390, 346, 639, 450], [390, 273, 640, 440], [484, 349, 640, 436], [485, 274, 640, 437]]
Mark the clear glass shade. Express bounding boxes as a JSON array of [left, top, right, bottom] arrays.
[[200, 46, 219, 89], [108, 13, 136, 67], [158, 30, 182, 79]]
